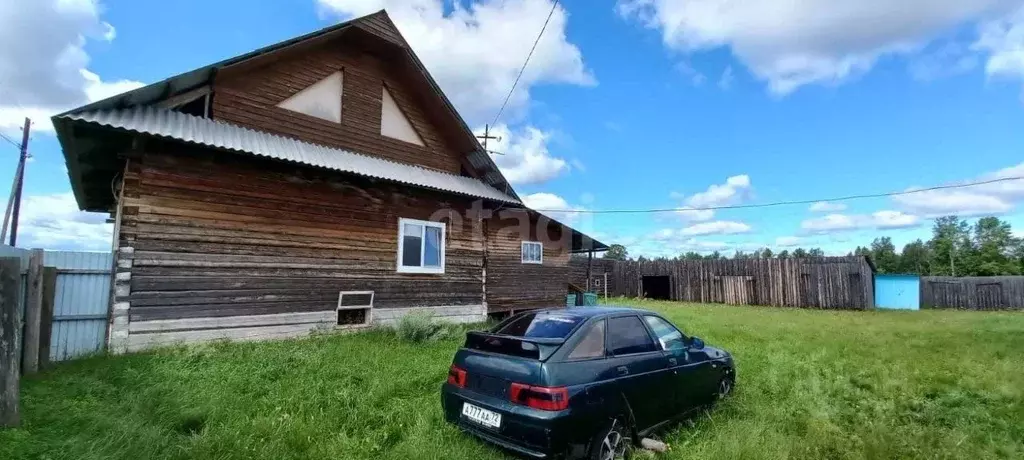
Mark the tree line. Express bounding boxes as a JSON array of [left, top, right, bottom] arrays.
[[600, 215, 1024, 276]]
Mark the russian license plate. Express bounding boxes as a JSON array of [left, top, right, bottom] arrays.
[[462, 402, 502, 428]]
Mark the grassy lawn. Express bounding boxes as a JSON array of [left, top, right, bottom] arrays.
[[2, 300, 1023, 460]]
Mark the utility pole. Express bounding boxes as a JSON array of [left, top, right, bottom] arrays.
[[2, 118, 30, 247], [475, 124, 503, 155]]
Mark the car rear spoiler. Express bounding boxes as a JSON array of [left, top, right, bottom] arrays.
[[464, 331, 566, 361]]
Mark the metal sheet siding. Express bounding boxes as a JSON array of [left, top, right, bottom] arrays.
[[874, 274, 920, 310], [43, 251, 113, 361], [59, 107, 520, 204]]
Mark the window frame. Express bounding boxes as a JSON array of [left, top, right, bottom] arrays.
[[521, 241, 543, 264], [606, 314, 660, 357], [396, 217, 446, 274], [642, 315, 688, 352]]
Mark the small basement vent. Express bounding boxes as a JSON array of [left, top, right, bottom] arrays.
[[338, 291, 374, 326]]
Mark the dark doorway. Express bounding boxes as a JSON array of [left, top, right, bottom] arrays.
[[642, 276, 671, 300]]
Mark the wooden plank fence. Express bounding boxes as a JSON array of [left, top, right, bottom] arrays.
[[920, 276, 1024, 310], [571, 257, 876, 310]]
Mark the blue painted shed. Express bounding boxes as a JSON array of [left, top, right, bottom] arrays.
[[874, 274, 920, 310]]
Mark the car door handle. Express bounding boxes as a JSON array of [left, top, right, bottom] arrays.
[[668, 358, 677, 366], [616, 366, 629, 376]]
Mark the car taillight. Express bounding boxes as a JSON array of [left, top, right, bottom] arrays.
[[447, 365, 467, 388], [509, 383, 569, 411]]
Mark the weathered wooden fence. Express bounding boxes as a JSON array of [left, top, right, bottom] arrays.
[[0, 247, 113, 427], [571, 257, 876, 310], [920, 276, 1024, 310]]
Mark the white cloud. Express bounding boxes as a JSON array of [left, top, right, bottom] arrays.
[[481, 124, 569, 185], [718, 66, 735, 90], [679, 220, 752, 236], [809, 201, 848, 212], [674, 61, 707, 86], [974, 7, 1024, 80], [317, 0, 594, 124], [892, 162, 1024, 216], [0, 0, 145, 133], [670, 174, 752, 222], [15, 193, 112, 250], [801, 211, 921, 234], [617, 0, 1022, 94], [522, 192, 585, 224], [909, 41, 980, 81], [775, 236, 803, 247]]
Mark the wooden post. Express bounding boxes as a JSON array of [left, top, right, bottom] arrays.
[[586, 250, 593, 292], [22, 249, 43, 374], [1, 257, 21, 427], [38, 267, 57, 369]]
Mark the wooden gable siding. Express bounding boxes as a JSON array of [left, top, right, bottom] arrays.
[[117, 144, 484, 325], [211, 40, 463, 174], [485, 212, 571, 312]]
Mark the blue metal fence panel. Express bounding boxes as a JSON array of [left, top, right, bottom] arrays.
[[44, 251, 113, 361], [874, 274, 920, 310]]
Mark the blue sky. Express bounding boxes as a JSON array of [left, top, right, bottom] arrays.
[[2, 0, 1023, 255]]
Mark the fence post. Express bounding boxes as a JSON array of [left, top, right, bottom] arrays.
[[38, 267, 57, 369], [22, 249, 43, 374], [1, 257, 21, 427]]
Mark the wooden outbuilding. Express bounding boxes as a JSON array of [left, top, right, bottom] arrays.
[[53, 11, 606, 352]]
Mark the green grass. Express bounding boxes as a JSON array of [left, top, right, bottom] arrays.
[[2, 300, 1023, 459]]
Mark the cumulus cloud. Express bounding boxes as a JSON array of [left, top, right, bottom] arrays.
[[809, 201, 848, 212], [522, 192, 586, 225], [892, 162, 1024, 216], [479, 124, 569, 185], [775, 236, 803, 247], [617, 0, 1022, 94], [15, 193, 112, 250], [670, 174, 752, 222], [974, 7, 1024, 80], [801, 211, 921, 234], [0, 0, 144, 133], [679, 220, 752, 236], [317, 0, 593, 124]]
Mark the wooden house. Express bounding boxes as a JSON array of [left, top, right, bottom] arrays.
[[53, 11, 606, 352]]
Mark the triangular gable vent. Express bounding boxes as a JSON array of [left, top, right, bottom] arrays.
[[276, 71, 342, 123], [380, 87, 424, 146]]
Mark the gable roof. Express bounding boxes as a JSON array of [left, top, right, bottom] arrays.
[[56, 10, 515, 201]]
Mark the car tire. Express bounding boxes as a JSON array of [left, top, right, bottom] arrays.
[[588, 418, 631, 460], [717, 371, 735, 400]]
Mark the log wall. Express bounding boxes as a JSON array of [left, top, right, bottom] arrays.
[[110, 142, 573, 350], [572, 257, 875, 310]]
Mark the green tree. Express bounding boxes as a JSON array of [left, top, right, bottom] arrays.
[[760, 247, 774, 258], [808, 248, 825, 257], [792, 248, 809, 258], [971, 217, 1020, 275], [777, 249, 790, 258], [604, 244, 628, 261], [869, 237, 900, 273], [898, 239, 930, 275], [928, 216, 973, 276], [680, 251, 704, 260], [706, 251, 723, 260]]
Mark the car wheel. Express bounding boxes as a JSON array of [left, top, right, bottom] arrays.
[[589, 419, 631, 460], [717, 372, 734, 400]]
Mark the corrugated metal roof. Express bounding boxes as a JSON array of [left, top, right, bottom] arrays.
[[59, 107, 521, 204]]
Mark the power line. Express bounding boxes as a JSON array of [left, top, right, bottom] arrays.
[[533, 176, 1024, 214], [0, 133, 20, 149], [489, 0, 559, 128]]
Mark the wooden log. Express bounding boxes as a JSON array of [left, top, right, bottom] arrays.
[[21, 249, 43, 374], [0, 257, 21, 427], [38, 267, 57, 369]]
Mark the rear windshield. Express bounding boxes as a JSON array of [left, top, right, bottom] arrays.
[[495, 312, 585, 338]]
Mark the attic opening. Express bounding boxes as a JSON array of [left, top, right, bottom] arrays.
[[642, 276, 671, 300]]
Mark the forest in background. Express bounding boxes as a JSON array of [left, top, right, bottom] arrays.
[[601, 216, 1024, 276]]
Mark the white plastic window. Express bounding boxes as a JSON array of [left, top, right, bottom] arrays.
[[521, 241, 543, 264], [397, 218, 445, 274]]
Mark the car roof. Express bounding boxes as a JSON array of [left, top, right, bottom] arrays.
[[531, 305, 655, 319]]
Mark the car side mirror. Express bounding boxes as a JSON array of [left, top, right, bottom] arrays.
[[689, 337, 705, 350]]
